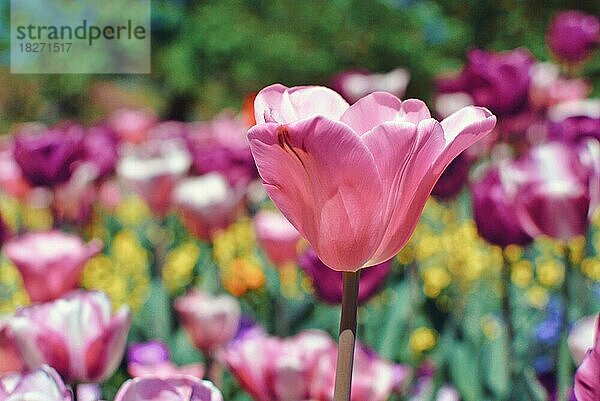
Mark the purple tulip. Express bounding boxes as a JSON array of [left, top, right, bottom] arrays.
[[0, 365, 72, 401], [549, 99, 600, 143], [331, 68, 410, 104], [13, 124, 83, 187], [472, 167, 533, 247], [186, 115, 257, 187], [127, 341, 171, 366], [513, 141, 598, 241], [298, 248, 391, 304], [437, 48, 534, 116], [432, 152, 474, 200], [574, 314, 600, 401], [9, 290, 131, 383], [547, 10, 600, 63], [114, 376, 223, 401]]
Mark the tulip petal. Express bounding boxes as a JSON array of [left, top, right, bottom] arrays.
[[397, 99, 432, 124], [437, 106, 497, 170], [340, 92, 402, 135], [363, 119, 445, 264], [255, 84, 349, 124], [85, 307, 131, 382], [249, 116, 384, 271]]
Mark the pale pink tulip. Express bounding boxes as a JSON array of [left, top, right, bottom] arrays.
[[0, 318, 25, 374], [249, 84, 496, 271], [253, 209, 301, 267], [114, 376, 223, 401], [9, 291, 131, 383], [0, 365, 72, 401], [569, 315, 599, 365], [3, 231, 102, 302], [174, 290, 241, 353], [173, 173, 242, 241], [574, 314, 600, 401]]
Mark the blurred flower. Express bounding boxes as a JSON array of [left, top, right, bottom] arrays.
[[331, 68, 410, 103], [513, 141, 598, 241], [549, 99, 600, 143], [298, 248, 391, 304], [0, 148, 30, 198], [0, 318, 26, 374], [76, 383, 101, 401], [434, 92, 474, 120], [547, 10, 600, 63], [431, 152, 474, 199], [437, 48, 534, 116], [52, 164, 98, 225], [0, 213, 8, 247], [0, 365, 72, 401], [187, 115, 257, 186], [4, 231, 102, 303], [162, 241, 201, 294], [435, 385, 460, 401], [535, 298, 562, 346], [114, 376, 222, 401], [242, 92, 258, 128], [472, 167, 533, 247], [569, 315, 599, 365], [117, 138, 191, 216], [249, 84, 495, 271], [173, 173, 241, 241], [574, 314, 600, 401], [13, 124, 83, 187], [253, 209, 301, 268], [311, 337, 412, 401], [9, 290, 131, 383], [529, 63, 590, 110], [82, 126, 119, 179], [127, 340, 204, 379], [409, 327, 437, 354], [107, 109, 157, 144], [175, 290, 241, 353]]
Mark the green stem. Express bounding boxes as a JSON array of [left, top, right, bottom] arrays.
[[557, 245, 573, 401], [333, 271, 360, 401], [501, 252, 515, 400]]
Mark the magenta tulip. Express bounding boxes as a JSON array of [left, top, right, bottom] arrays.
[[0, 365, 72, 401], [549, 99, 600, 143], [574, 314, 600, 401], [437, 49, 534, 117], [117, 139, 192, 216], [513, 141, 598, 241], [0, 213, 7, 247], [82, 126, 118, 180], [547, 10, 600, 63], [299, 248, 391, 304], [127, 341, 171, 366], [331, 68, 410, 104], [431, 152, 474, 199], [13, 124, 83, 187], [127, 341, 204, 379], [472, 167, 533, 248], [3, 231, 102, 302], [114, 376, 223, 401], [253, 209, 301, 267], [248, 84, 496, 271], [173, 173, 242, 241], [174, 290, 241, 353], [9, 290, 131, 383]]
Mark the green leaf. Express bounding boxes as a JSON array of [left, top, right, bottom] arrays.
[[482, 333, 509, 399], [449, 342, 483, 401], [135, 278, 172, 341]]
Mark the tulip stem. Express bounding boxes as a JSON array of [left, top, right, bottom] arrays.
[[333, 271, 360, 401], [557, 245, 573, 401]]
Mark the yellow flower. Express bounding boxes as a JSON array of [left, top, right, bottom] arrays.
[[21, 205, 53, 231], [526, 285, 549, 309], [162, 242, 201, 293], [581, 257, 600, 281], [536, 259, 565, 288], [511, 260, 533, 288], [504, 245, 523, 263], [115, 195, 151, 226], [409, 327, 437, 354]]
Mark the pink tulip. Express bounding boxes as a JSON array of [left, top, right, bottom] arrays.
[[77, 383, 102, 401], [108, 109, 157, 144], [3, 231, 102, 303], [127, 340, 204, 379], [248, 84, 496, 271], [529, 63, 590, 110], [9, 291, 131, 383], [114, 376, 223, 401], [574, 314, 600, 401], [569, 315, 599, 365], [174, 290, 241, 353], [52, 164, 99, 225], [173, 174, 242, 241], [223, 329, 335, 401], [310, 343, 412, 401], [253, 209, 301, 267], [117, 138, 191, 216], [0, 365, 72, 401], [0, 318, 26, 374]]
